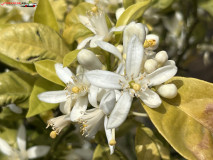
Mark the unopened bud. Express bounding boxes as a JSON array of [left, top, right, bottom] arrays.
[[144, 59, 158, 74], [157, 84, 177, 99], [77, 49, 103, 70], [155, 51, 168, 64]]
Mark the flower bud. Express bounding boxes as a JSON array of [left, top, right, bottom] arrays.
[[144, 34, 159, 50], [77, 49, 103, 70], [155, 51, 168, 64], [144, 59, 158, 74], [157, 84, 177, 99]]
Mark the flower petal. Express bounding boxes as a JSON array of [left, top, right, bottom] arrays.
[[7, 104, 22, 114], [78, 15, 96, 34], [100, 90, 116, 115], [38, 90, 68, 104], [146, 65, 177, 86], [109, 26, 126, 33], [123, 22, 146, 54], [17, 124, 26, 152], [86, 70, 126, 89], [59, 98, 73, 115], [126, 35, 144, 78], [89, 35, 104, 48], [116, 63, 125, 75], [27, 146, 50, 159], [70, 96, 88, 122], [96, 41, 122, 60], [88, 85, 99, 108], [77, 36, 94, 49], [55, 63, 75, 84], [116, 7, 125, 20], [0, 138, 12, 156], [107, 92, 133, 129], [104, 116, 115, 155], [139, 88, 162, 108]]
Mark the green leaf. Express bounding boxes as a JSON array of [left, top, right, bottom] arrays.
[[34, 0, 59, 32], [135, 126, 170, 160], [142, 76, 213, 160], [116, 0, 151, 27], [65, 2, 95, 25], [93, 145, 128, 160], [26, 77, 63, 118], [152, 0, 174, 10], [63, 50, 80, 67], [0, 23, 70, 64], [123, 0, 135, 9], [199, 0, 213, 17], [34, 60, 65, 87], [63, 23, 93, 44], [0, 127, 17, 148], [0, 71, 36, 106], [0, 53, 36, 74]]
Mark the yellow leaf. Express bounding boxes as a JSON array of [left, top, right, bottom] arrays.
[[143, 76, 213, 160]]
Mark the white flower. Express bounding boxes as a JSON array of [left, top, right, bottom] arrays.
[[38, 64, 90, 123], [79, 90, 116, 154], [0, 124, 50, 160], [85, 35, 177, 129], [77, 6, 125, 49]]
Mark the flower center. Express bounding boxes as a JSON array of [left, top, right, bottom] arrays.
[[50, 131, 57, 139], [132, 83, 141, 91], [72, 86, 80, 93], [129, 81, 141, 91], [91, 6, 98, 13], [144, 39, 156, 48]]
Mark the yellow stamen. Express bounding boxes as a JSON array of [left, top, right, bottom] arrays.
[[50, 131, 57, 139], [72, 86, 80, 93], [83, 124, 87, 128], [143, 39, 156, 48], [109, 139, 116, 146], [91, 6, 98, 13], [132, 83, 141, 91]]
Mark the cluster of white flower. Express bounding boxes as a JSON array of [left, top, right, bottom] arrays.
[[38, 6, 178, 154]]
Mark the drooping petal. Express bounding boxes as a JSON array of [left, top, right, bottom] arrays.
[[95, 41, 122, 60], [123, 22, 146, 54], [100, 90, 116, 115], [59, 98, 73, 115], [55, 63, 75, 84], [107, 92, 133, 129], [88, 85, 99, 108], [139, 88, 162, 108], [17, 124, 26, 152], [0, 138, 12, 156], [27, 146, 50, 159], [70, 96, 88, 122], [146, 65, 177, 86], [126, 35, 144, 79], [38, 90, 68, 104], [7, 104, 22, 114], [85, 70, 126, 89], [77, 36, 94, 49], [104, 116, 115, 155]]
